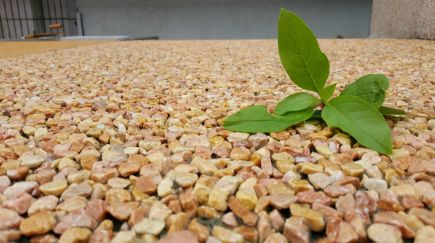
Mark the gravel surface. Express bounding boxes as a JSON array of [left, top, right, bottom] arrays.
[[0, 39, 434, 243], [0, 41, 108, 59]]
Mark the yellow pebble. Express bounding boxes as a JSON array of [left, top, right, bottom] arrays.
[[341, 162, 365, 176]]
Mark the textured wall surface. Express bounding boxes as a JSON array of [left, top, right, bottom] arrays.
[[76, 0, 372, 39], [371, 0, 435, 39]]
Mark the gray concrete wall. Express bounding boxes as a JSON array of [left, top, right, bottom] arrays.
[[76, 0, 372, 39], [371, 0, 435, 39]]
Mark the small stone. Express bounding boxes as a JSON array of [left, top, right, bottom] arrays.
[[374, 211, 416, 239], [288, 179, 313, 192], [269, 194, 296, 210], [59, 227, 91, 243], [110, 231, 135, 243], [290, 204, 325, 232], [159, 230, 199, 243], [2, 192, 34, 214], [56, 196, 88, 212], [19, 212, 56, 236], [228, 196, 258, 226], [133, 218, 165, 235], [296, 190, 331, 206], [230, 147, 250, 160], [19, 152, 45, 169], [158, 177, 175, 197], [269, 210, 284, 231], [173, 172, 199, 187], [212, 225, 244, 243], [341, 162, 365, 176], [328, 219, 359, 243], [0, 208, 23, 231], [415, 226, 435, 243], [363, 177, 388, 192], [264, 233, 287, 243], [106, 202, 139, 221], [234, 225, 257, 243], [409, 208, 435, 227], [367, 223, 403, 243], [188, 219, 209, 242], [85, 199, 107, 222], [39, 180, 68, 196], [135, 176, 157, 195], [53, 209, 97, 234], [235, 178, 258, 210], [297, 163, 323, 174], [28, 195, 58, 215], [90, 168, 118, 184], [148, 201, 173, 220], [61, 182, 92, 201], [108, 177, 131, 189], [198, 206, 220, 219], [308, 173, 333, 189], [167, 212, 189, 232], [3, 181, 38, 198], [284, 217, 310, 243], [222, 212, 239, 227], [397, 211, 424, 233], [119, 162, 141, 177]]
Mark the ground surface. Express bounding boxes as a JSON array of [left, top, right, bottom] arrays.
[[0, 39, 434, 242], [0, 40, 108, 58]]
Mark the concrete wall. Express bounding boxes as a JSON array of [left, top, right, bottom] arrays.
[[76, 0, 372, 39], [371, 0, 435, 39]]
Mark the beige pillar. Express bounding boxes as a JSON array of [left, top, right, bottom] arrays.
[[371, 0, 435, 39]]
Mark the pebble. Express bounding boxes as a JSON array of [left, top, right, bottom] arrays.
[[212, 225, 244, 243], [367, 223, 403, 243], [0, 208, 23, 230], [59, 227, 92, 243], [290, 204, 325, 232], [39, 180, 68, 196], [283, 217, 310, 243], [415, 226, 435, 243], [133, 218, 165, 235], [159, 230, 199, 243], [19, 212, 56, 236], [26, 195, 58, 215]]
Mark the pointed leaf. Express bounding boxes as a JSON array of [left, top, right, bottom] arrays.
[[341, 74, 389, 108], [278, 9, 329, 97], [379, 106, 406, 116], [322, 95, 392, 154], [274, 92, 320, 115], [319, 83, 336, 102], [224, 105, 313, 133]]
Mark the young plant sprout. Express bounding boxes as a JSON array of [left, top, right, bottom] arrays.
[[223, 9, 405, 155]]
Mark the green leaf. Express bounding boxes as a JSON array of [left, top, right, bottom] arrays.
[[223, 105, 313, 133], [321, 95, 392, 154], [319, 83, 336, 102], [278, 9, 329, 98], [379, 106, 406, 116], [341, 74, 389, 108], [274, 92, 320, 115]]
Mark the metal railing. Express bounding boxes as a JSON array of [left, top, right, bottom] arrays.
[[0, 0, 77, 39]]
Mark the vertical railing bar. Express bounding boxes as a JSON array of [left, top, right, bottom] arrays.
[[9, 0, 17, 39], [0, 9, 4, 39], [47, 0, 52, 33], [16, 0, 23, 38], [22, 0, 30, 36], [2, 0, 11, 39], [40, 0, 46, 32], [59, 0, 66, 35]]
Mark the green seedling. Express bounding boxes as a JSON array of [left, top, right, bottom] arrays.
[[223, 8, 405, 154]]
